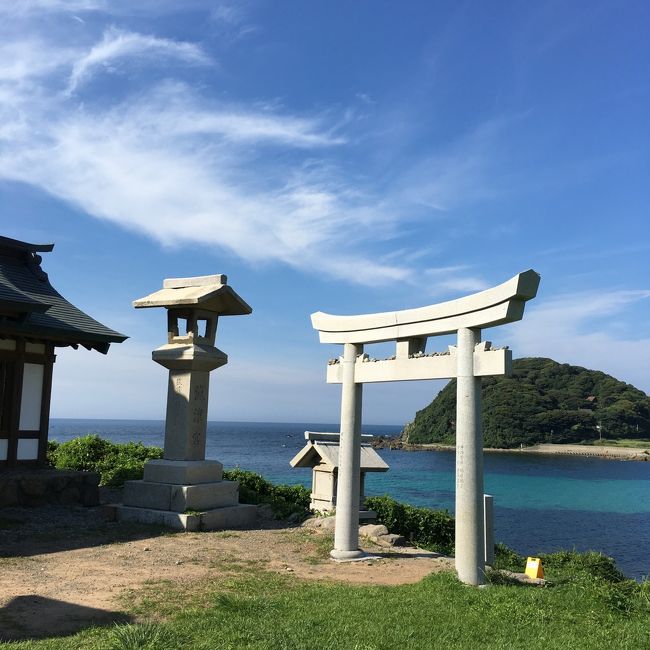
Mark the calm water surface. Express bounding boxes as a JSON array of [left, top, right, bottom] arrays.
[[50, 419, 650, 580]]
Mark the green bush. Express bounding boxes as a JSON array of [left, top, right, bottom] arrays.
[[539, 550, 649, 615], [364, 495, 454, 554], [48, 435, 163, 486], [223, 468, 311, 520], [541, 548, 626, 583], [493, 542, 524, 571]]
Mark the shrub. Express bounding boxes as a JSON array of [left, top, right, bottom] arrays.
[[223, 468, 311, 520], [493, 542, 523, 571], [48, 434, 163, 486], [364, 495, 454, 555], [539, 550, 649, 615]]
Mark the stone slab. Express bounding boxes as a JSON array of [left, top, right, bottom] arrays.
[[143, 459, 223, 484], [163, 275, 227, 289], [199, 504, 258, 530], [123, 480, 240, 512], [170, 481, 239, 512], [122, 480, 173, 510], [115, 505, 200, 531], [115, 503, 257, 531]]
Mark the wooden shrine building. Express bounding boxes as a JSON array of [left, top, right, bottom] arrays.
[[0, 236, 126, 467]]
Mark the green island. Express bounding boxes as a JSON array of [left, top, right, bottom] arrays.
[[400, 357, 650, 449]]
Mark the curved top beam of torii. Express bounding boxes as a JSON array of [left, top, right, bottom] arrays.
[[312, 269, 540, 345]]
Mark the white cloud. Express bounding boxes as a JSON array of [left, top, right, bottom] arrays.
[[508, 290, 650, 393], [67, 28, 210, 93], [0, 8, 491, 293], [0, 39, 74, 82], [1, 0, 106, 15]]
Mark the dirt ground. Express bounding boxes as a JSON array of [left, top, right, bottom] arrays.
[[0, 500, 453, 642]]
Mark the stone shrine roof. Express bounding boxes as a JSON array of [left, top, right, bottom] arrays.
[[290, 432, 389, 472], [0, 235, 127, 353]]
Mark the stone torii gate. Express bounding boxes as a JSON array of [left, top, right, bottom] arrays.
[[311, 269, 540, 585]]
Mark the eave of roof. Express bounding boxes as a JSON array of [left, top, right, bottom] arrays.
[[0, 236, 127, 353]]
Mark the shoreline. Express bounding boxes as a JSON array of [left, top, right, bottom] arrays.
[[375, 440, 650, 461]]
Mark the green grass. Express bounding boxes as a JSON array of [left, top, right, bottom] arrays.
[[586, 438, 650, 449], [4, 551, 648, 650]]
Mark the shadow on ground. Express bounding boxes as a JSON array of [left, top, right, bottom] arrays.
[[0, 594, 131, 641], [0, 501, 291, 559], [0, 504, 176, 558]]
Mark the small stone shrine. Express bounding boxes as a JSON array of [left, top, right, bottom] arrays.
[[117, 274, 257, 531], [290, 431, 388, 514]]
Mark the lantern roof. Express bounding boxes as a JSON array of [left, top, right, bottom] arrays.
[[133, 274, 252, 315]]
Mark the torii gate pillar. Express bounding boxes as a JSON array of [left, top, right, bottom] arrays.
[[455, 327, 484, 585], [331, 342, 365, 560]]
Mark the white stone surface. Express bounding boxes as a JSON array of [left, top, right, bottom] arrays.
[[312, 270, 539, 334], [159, 369, 211, 461], [122, 479, 239, 512], [325, 346, 511, 384], [163, 275, 227, 289], [133, 278, 251, 315], [115, 502, 257, 531], [290, 438, 388, 471], [143, 459, 223, 484], [455, 327, 485, 586], [330, 342, 365, 561], [312, 270, 539, 344]]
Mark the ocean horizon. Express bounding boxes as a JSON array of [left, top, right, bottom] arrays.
[[49, 418, 650, 580]]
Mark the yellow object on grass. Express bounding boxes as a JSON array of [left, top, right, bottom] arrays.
[[525, 557, 544, 579]]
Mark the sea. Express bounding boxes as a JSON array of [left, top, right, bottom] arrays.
[[50, 419, 650, 581]]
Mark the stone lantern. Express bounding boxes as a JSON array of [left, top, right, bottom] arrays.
[[117, 274, 257, 531]]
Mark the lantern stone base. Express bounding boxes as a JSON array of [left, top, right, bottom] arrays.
[[116, 458, 257, 531], [115, 503, 257, 531], [122, 479, 240, 512]]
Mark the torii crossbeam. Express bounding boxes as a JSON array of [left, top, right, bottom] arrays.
[[311, 269, 540, 585]]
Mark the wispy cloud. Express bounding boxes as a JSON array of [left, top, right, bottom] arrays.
[[0, 3, 495, 292], [67, 28, 210, 93], [1, 0, 106, 16]]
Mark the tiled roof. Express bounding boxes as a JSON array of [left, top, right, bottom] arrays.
[[0, 236, 127, 353]]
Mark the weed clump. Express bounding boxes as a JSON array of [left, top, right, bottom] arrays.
[[223, 468, 311, 520], [47, 435, 163, 486], [364, 495, 454, 554]]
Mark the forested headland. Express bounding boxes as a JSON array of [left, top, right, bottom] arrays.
[[401, 357, 650, 448]]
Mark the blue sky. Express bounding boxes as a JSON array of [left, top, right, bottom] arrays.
[[1, 0, 648, 425]]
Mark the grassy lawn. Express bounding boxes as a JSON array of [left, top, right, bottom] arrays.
[[587, 439, 650, 449], [5, 552, 649, 650]]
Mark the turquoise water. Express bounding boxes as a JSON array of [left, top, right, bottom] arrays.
[[50, 419, 650, 579]]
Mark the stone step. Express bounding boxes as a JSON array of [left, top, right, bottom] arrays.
[[122, 480, 239, 513], [115, 503, 258, 532]]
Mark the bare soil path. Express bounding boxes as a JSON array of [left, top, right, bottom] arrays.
[[0, 504, 452, 642]]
